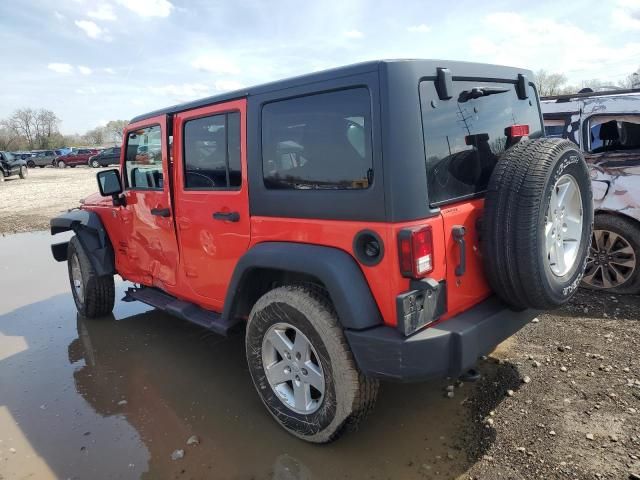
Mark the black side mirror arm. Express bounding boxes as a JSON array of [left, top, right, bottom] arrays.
[[112, 194, 126, 207]]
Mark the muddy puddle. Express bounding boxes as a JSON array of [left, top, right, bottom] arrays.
[[0, 231, 513, 479]]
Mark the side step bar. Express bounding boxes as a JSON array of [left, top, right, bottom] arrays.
[[123, 287, 241, 336]]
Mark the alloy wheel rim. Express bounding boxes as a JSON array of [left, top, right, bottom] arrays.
[[583, 229, 636, 289], [71, 254, 84, 301], [545, 174, 583, 277], [262, 322, 325, 414]]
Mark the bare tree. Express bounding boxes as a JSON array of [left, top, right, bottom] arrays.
[[0, 123, 21, 150], [534, 70, 568, 96], [618, 67, 640, 89], [83, 127, 105, 146], [103, 120, 129, 145], [7, 108, 37, 148]]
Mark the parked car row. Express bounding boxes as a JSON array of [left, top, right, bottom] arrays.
[[7, 146, 121, 169]]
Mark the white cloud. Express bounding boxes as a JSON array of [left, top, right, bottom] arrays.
[[54, 11, 65, 21], [74, 19, 104, 39], [48, 63, 73, 74], [103, 67, 115, 74], [343, 29, 363, 39], [115, 0, 173, 18], [78, 66, 93, 75], [88, 4, 117, 21], [407, 24, 430, 33], [191, 54, 240, 75], [469, 12, 640, 81], [612, 0, 640, 30], [214, 79, 245, 91], [150, 83, 213, 99]]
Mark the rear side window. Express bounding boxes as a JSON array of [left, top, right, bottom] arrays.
[[124, 125, 163, 190], [420, 80, 543, 206], [588, 116, 640, 153], [183, 111, 241, 189], [262, 88, 372, 190]]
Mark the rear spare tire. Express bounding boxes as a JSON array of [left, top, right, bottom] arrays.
[[482, 138, 593, 310]]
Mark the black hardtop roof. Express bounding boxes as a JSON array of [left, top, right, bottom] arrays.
[[130, 59, 533, 124]]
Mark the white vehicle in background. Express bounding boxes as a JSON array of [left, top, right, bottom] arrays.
[[542, 88, 640, 294]]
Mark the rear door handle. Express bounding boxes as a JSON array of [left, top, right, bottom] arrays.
[[452, 225, 466, 276], [150, 208, 171, 217], [212, 211, 240, 222]]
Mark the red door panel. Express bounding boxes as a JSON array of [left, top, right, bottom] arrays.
[[173, 99, 250, 310], [119, 115, 179, 289], [440, 198, 491, 317]]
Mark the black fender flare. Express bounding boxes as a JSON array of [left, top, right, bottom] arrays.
[[50, 210, 115, 276], [222, 242, 383, 331]]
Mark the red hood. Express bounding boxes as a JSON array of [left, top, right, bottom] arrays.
[[82, 191, 112, 207]]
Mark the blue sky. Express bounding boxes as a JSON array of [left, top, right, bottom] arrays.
[[1, 0, 639, 133]]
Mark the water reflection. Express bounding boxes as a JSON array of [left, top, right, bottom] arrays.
[[0, 231, 506, 480], [69, 307, 480, 479]]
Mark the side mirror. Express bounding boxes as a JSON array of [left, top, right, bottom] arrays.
[[97, 169, 125, 206]]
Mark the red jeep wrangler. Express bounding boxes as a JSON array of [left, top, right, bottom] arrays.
[[51, 60, 593, 443]]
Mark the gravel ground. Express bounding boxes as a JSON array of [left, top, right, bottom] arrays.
[[1, 167, 638, 479], [0, 167, 102, 235], [464, 289, 640, 479]]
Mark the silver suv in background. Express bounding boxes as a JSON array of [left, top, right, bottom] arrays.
[[542, 89, 640, 294], [30, 150, 58, 168]]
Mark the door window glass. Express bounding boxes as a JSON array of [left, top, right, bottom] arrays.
[[124, 125, 163, 190], [183, 111, 241, 189]]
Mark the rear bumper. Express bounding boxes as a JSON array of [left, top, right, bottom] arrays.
[[345, 296, 538, 382]]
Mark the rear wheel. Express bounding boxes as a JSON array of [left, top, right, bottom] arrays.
[[57, 160, 66, 168], [246, 285, 378, 443], [19, 166, 28, 179], [482, 138, 593, 310], [582, 214, 640, 294], [67, 236, 115, 318], [90, 159, 100, 168]]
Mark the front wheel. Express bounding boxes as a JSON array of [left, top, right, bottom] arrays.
[[19, 166, 28, 179], [67, 236, 115, 318], [90, 159, 100, 168], [582, 214, 640, 294], [57, 160, 66, 168], [27, 160, 36, 168], [246, 285, 378, 443]]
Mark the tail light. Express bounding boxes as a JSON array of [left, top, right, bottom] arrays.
[[398, 226, 434, 278], [505, 124, 530, 138]]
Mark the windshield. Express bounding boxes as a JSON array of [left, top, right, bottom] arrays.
[[420, 80, 543, 206], [2, 152, 15, 161]]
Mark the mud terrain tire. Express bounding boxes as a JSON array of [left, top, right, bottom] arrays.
[[482, 138, 593, 310], [67, 236, 115, 318], [246, 285, 378, 443]]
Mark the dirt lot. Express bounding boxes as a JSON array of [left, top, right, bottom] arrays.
[[0, 167, 103, 235], [0, 169, 638, 479]]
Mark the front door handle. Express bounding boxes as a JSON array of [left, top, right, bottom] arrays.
[[452, 225, 466, 276], [150, 208, 171, 217], [212, 211, 240, 222]]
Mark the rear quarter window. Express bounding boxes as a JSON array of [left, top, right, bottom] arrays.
[[420, 80, 543, 206], [261, 88, 373, 190]]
